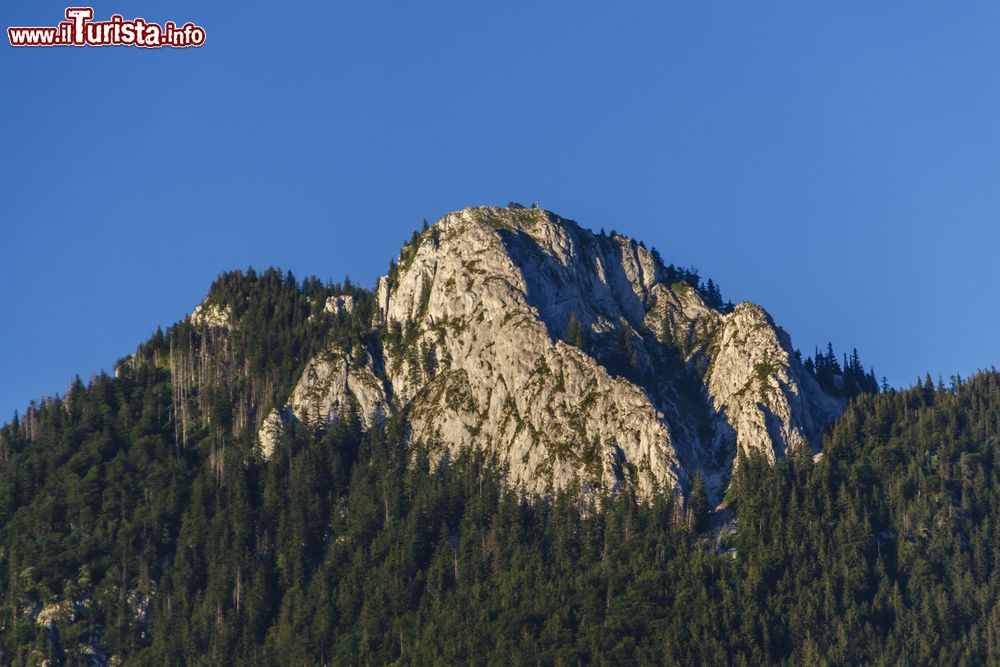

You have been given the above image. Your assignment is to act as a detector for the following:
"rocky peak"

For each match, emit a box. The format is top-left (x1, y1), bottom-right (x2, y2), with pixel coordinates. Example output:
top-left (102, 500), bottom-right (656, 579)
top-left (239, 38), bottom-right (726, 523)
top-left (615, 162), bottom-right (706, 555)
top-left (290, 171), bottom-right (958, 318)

top-left (266, 205), bottom-right (844, 501)
top-left (377, 207), bottom-right (663, 342)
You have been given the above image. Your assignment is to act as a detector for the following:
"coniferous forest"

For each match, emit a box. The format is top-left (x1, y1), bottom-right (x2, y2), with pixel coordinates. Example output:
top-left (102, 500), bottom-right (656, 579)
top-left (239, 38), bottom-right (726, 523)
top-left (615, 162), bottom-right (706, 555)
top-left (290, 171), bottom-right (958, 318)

top-left (1, 270), bottom-right (999, 665)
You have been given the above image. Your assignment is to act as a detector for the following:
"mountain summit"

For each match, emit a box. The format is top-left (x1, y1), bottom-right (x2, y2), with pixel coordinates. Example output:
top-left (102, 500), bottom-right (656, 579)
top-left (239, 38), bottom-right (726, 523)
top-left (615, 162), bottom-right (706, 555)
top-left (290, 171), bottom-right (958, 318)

top-left (258, 206), bottom-right (843, 500)
top-left (11, 205), bottom-right (982, 666)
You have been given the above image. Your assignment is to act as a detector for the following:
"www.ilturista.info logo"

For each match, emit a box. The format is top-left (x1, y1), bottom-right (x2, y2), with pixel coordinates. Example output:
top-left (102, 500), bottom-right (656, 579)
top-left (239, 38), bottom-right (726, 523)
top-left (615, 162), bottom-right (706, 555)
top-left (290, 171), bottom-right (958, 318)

top-left (8, 8), bottom-right (205, 48)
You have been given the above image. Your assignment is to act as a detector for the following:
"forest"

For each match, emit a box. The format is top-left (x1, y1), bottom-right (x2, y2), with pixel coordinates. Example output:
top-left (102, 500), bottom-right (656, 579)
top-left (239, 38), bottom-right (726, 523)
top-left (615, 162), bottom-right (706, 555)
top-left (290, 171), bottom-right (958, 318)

top-left (1, 269), bottom-right (997, 665)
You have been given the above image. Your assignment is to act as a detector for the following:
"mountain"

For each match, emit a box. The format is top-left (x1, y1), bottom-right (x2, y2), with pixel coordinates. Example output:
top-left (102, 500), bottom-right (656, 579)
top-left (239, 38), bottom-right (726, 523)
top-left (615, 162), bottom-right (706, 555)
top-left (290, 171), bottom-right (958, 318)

top-left (15, 206), bottom-right (997, 666)
top-left (258, 205), bottom-right (842, 501)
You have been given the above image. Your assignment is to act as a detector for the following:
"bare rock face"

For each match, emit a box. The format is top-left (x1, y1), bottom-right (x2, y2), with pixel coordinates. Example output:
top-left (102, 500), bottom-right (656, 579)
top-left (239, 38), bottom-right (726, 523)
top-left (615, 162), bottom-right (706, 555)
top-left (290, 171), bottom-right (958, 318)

top-left (324, 295), bottom-right (355, 316)
top-left (36, 601), bottom-right (73, 631)
top-left (190, 302), bottom-right (231, 328)
top-left (376, 207), bottom-right (683, 497)
top-left (705, 303), bottom-right (843, 465)
top-left (260, 206), bottom-right (844, 499)
top-left (257, 409), bottom-right (284, 460)
top-left (288, 344), bottom-right (389, 430)
top-left (256, 344), bottom-right (389, 460)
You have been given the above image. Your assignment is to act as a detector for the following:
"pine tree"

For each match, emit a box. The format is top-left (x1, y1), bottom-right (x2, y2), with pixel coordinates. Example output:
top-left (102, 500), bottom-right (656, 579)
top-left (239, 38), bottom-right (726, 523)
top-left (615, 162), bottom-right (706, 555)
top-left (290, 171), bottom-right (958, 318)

top-left (564, 312), bottom-right (584, 349)
top-left (688, 472), bottom-right (709, 532)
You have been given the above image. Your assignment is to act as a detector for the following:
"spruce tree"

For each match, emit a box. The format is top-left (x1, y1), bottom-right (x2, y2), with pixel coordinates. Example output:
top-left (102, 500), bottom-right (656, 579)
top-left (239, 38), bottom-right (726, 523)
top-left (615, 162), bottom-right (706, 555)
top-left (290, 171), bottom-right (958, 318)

top-left (564, 312), bottom-right (584, 349)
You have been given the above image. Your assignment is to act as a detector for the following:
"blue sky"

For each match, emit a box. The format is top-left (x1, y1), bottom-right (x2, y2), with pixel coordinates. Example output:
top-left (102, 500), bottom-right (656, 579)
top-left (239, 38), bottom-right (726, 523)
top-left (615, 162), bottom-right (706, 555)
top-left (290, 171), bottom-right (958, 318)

top-left (2, 1), bottom-right (999, 419)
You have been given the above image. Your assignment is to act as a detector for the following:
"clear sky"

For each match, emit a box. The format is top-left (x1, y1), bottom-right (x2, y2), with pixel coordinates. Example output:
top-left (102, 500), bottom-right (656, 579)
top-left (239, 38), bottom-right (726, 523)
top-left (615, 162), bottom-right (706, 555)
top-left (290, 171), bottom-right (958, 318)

top-left (2, 1), bottom-right (1000, 420)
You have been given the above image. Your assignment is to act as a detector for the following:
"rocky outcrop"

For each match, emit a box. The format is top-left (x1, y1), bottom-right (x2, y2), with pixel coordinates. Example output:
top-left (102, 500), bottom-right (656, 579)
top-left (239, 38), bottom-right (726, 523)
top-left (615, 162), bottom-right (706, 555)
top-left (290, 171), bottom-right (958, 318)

top-left (260, 205), bottom-right (844, 500)
top-left (257, 344), bottom-right (390, 459)
top-left (706, 303), bottom-right (843, 464)
top-left (325, 295), bottom-right (355, 316)
top-left (257, 409), bottom-right (285, 461)
top-left (36, 601), bottom-right (73, 631)
top-left (287, 344), bottom-right (389, 430)
top-left (190, 302), bottom-right (231, 328)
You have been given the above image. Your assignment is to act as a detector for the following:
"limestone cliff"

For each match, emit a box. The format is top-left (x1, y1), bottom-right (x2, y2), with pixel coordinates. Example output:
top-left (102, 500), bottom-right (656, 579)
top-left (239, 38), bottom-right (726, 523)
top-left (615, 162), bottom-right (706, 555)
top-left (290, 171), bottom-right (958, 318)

top-left (261, 206), bottom-right (843, 500)
top-left (257, 343), bottom-right (389, 459)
